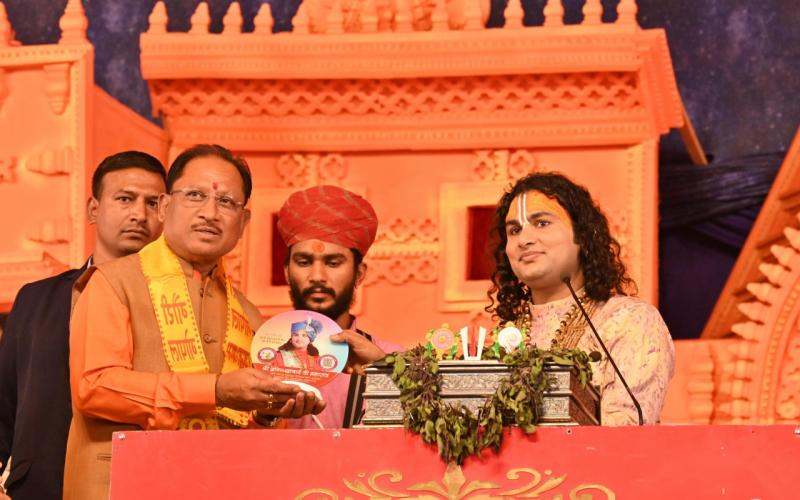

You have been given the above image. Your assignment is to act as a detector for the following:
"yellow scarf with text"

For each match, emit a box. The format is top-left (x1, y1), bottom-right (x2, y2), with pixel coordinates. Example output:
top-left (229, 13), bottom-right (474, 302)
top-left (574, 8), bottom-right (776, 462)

top-left (140, 236), bottom-right (252, 429)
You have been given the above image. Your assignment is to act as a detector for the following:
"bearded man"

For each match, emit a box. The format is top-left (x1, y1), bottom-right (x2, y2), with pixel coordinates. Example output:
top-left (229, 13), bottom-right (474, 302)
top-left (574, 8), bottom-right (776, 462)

top-left (487, 172), bottom-right (675, 425)
top-left (277, 185), bottom-right (400, 429)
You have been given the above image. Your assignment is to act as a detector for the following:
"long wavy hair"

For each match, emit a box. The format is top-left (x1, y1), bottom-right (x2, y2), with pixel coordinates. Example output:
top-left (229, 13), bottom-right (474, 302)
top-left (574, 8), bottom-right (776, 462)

top-left (486, 172), bottom-right (636, 322)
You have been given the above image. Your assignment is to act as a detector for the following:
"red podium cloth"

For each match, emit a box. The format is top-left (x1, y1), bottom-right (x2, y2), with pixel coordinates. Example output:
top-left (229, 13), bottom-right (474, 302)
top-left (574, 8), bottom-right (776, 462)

top-left (110, 426), bottom-right (798, 499)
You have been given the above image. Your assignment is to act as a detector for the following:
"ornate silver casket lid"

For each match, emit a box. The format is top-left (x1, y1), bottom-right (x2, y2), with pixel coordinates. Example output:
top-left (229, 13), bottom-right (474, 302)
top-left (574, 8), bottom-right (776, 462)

top-left (356, 359), bottom-right (600, 428)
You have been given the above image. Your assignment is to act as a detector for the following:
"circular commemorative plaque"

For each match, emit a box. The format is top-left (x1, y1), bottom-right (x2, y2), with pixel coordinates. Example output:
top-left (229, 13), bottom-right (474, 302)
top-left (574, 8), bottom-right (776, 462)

top-left (251, 310), bottom-right (348, 388)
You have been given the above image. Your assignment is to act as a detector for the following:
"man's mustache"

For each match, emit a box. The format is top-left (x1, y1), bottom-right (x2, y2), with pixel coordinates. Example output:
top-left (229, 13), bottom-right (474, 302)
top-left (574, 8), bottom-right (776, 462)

top-left (302, 286), bottom-right (336, 299)
top-left (121, 225), bottom-right (149, 237)
top-left (191, 222), bottom-right (222, 235)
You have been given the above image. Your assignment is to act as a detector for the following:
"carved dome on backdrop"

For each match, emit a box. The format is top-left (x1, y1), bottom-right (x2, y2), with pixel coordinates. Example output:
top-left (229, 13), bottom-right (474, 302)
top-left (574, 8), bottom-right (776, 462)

top-left (17, 0), bottom-right (800, 427)
top-left (137, 0), bottom-right (682, 351)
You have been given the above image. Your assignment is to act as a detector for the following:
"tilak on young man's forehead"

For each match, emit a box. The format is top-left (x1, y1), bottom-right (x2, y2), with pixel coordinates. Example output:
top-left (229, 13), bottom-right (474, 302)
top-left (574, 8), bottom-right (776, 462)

top-left (507, 191), bottom-right (572, 229)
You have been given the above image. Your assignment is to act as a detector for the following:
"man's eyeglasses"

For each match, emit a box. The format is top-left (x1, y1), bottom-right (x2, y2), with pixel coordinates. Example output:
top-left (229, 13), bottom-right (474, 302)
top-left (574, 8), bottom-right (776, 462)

top-left (170, 188), bottom-right (245, 214)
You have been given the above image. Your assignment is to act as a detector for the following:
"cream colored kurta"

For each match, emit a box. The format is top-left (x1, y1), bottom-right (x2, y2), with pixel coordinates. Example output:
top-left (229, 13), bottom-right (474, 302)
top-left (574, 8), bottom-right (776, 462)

top-left (528, 294), bottom-right (675, 425)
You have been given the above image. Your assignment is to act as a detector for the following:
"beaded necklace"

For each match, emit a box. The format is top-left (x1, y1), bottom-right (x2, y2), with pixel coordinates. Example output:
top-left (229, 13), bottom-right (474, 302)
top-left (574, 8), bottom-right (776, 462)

top-left (514, 293), bottom-right (599, 350)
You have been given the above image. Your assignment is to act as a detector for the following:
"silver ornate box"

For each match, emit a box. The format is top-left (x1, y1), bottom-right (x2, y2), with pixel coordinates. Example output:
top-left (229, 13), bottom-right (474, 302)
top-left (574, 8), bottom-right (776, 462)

top-left (356, 360), bottom-right (600, 427)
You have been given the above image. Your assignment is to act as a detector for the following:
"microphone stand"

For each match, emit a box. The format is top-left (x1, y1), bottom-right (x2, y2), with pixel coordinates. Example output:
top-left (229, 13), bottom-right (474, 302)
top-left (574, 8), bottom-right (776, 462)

top-left (561, 275), bottom-right (644, 426)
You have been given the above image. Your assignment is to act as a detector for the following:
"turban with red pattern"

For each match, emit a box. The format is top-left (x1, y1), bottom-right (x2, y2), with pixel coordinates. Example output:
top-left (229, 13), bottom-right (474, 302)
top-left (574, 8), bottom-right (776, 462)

top-left (277, 185), bottom-right (378, 256)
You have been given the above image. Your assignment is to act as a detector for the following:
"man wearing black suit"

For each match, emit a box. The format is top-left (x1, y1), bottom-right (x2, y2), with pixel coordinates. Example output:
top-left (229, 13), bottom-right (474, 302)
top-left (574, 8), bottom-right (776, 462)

top-left (0, 151), bottom-right (167, 499)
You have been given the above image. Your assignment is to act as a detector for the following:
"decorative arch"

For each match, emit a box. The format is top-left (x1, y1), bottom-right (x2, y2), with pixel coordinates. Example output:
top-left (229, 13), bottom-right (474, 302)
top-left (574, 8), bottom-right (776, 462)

top-left (707, 130), bottom-right (800, 423)
top-left (663, 128), bottom-right (800, 424)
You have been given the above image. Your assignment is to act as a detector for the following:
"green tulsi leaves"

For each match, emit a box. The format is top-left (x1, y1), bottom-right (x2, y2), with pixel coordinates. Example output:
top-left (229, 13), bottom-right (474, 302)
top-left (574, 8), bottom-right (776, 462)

top-left (384, 344), bottom-right (593, 464)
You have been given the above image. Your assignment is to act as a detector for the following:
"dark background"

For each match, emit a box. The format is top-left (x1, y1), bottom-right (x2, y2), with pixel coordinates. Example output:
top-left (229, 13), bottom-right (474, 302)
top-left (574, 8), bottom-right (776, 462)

top-left (3, 0), bottom-right (798, 338)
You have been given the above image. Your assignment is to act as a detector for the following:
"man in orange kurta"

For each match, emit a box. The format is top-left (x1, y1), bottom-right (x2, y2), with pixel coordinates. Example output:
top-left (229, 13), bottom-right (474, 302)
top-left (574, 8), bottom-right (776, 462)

top-left (65, 145), bottom-right (324, 500)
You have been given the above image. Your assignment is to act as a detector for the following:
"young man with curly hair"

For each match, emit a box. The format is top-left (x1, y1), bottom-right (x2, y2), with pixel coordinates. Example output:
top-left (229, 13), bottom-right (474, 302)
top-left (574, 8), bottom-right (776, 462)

top-left (487, 172), bottom-right (674, 425)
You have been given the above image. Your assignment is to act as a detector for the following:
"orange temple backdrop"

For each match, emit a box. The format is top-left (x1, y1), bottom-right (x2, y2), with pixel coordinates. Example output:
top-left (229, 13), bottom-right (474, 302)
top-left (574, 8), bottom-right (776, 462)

top-left (2, 0), bottom-right (799, 429)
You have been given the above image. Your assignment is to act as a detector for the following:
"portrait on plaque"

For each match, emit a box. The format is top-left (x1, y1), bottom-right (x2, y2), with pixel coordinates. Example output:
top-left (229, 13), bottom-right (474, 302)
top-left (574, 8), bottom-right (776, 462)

top-left (251, 310), bottom-right (348, 388)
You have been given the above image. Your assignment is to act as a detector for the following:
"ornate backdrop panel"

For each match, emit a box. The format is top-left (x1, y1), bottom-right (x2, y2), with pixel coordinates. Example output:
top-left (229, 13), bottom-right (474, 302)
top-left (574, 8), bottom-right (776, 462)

top-left (141, 0), bottom-right (682, 345)
top-left (0, 1), bottom-right (168, 309)
top-left (2, 0), bottom-right (796, 429)
top-left (659, 128), bottom-right (800, 426)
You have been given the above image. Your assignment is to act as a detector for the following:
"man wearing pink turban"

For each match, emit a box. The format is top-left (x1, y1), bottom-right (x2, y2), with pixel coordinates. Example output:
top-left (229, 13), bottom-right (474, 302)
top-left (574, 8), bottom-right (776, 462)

top-left (277, 185), bottom-right (401, 428)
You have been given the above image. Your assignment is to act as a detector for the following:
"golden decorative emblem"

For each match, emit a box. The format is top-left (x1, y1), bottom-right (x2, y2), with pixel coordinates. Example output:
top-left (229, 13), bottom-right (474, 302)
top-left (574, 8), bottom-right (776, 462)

top-left (295, 464), bottom-right (615, 499)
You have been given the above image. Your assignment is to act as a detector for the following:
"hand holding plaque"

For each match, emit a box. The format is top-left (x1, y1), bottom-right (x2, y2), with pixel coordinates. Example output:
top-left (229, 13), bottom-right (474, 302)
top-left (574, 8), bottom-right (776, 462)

top-left (251, 310), bottom-right (349, 392)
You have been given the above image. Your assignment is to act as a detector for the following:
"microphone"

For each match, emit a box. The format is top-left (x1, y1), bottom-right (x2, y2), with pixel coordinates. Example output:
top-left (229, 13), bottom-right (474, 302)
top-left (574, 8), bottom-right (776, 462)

top-left (560, 274), bottom-right (644, 426)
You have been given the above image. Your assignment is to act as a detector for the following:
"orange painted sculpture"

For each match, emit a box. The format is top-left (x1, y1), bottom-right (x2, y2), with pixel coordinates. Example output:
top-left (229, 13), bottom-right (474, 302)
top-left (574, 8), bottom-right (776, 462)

top-left (661, 127), bottom-right (800, 425)
top-left (0, 0), bottom-right (167, 309)
top-left (8, 1), bottom-right (794, 428)
top-left (139, 0), bottom-right (683, 347)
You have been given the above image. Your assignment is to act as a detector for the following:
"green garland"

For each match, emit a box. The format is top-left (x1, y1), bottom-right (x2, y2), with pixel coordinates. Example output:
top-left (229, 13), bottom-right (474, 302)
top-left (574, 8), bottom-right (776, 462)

top-left (382, 344), bottom-right (593, 464)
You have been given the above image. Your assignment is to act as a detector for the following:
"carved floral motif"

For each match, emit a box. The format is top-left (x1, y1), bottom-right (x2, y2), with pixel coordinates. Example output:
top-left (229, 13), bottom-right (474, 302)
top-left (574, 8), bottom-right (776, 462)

top-left (380, 217), bottom-right (437, 244)
top-left (365, 256), bottom-right (438, 286)
top-left (365, 218), bottom-right (439, 286)
top-left (440, 372), bottom-right (507, 392)
top-left (542, 396), bottom-right (570, 415)
top-left (471, 149), bottom-right (539, 181)
top-left (318, 154), bottom-right (347, 183)
top-left (363, 398), bottom-right (402, 418)
top-left (296, 464), bottom-right (616, 499)
top-left (275, 153), bottom-right (347, 187)
top-left (365, 373), bottom-right (399, 393)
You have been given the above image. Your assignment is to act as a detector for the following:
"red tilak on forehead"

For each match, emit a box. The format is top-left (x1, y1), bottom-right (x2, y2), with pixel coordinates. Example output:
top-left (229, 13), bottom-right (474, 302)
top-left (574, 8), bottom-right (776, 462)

top-left (212, 182), bottom-right (218, 190)
top-left (312, 241), bottom-right (325, 253)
